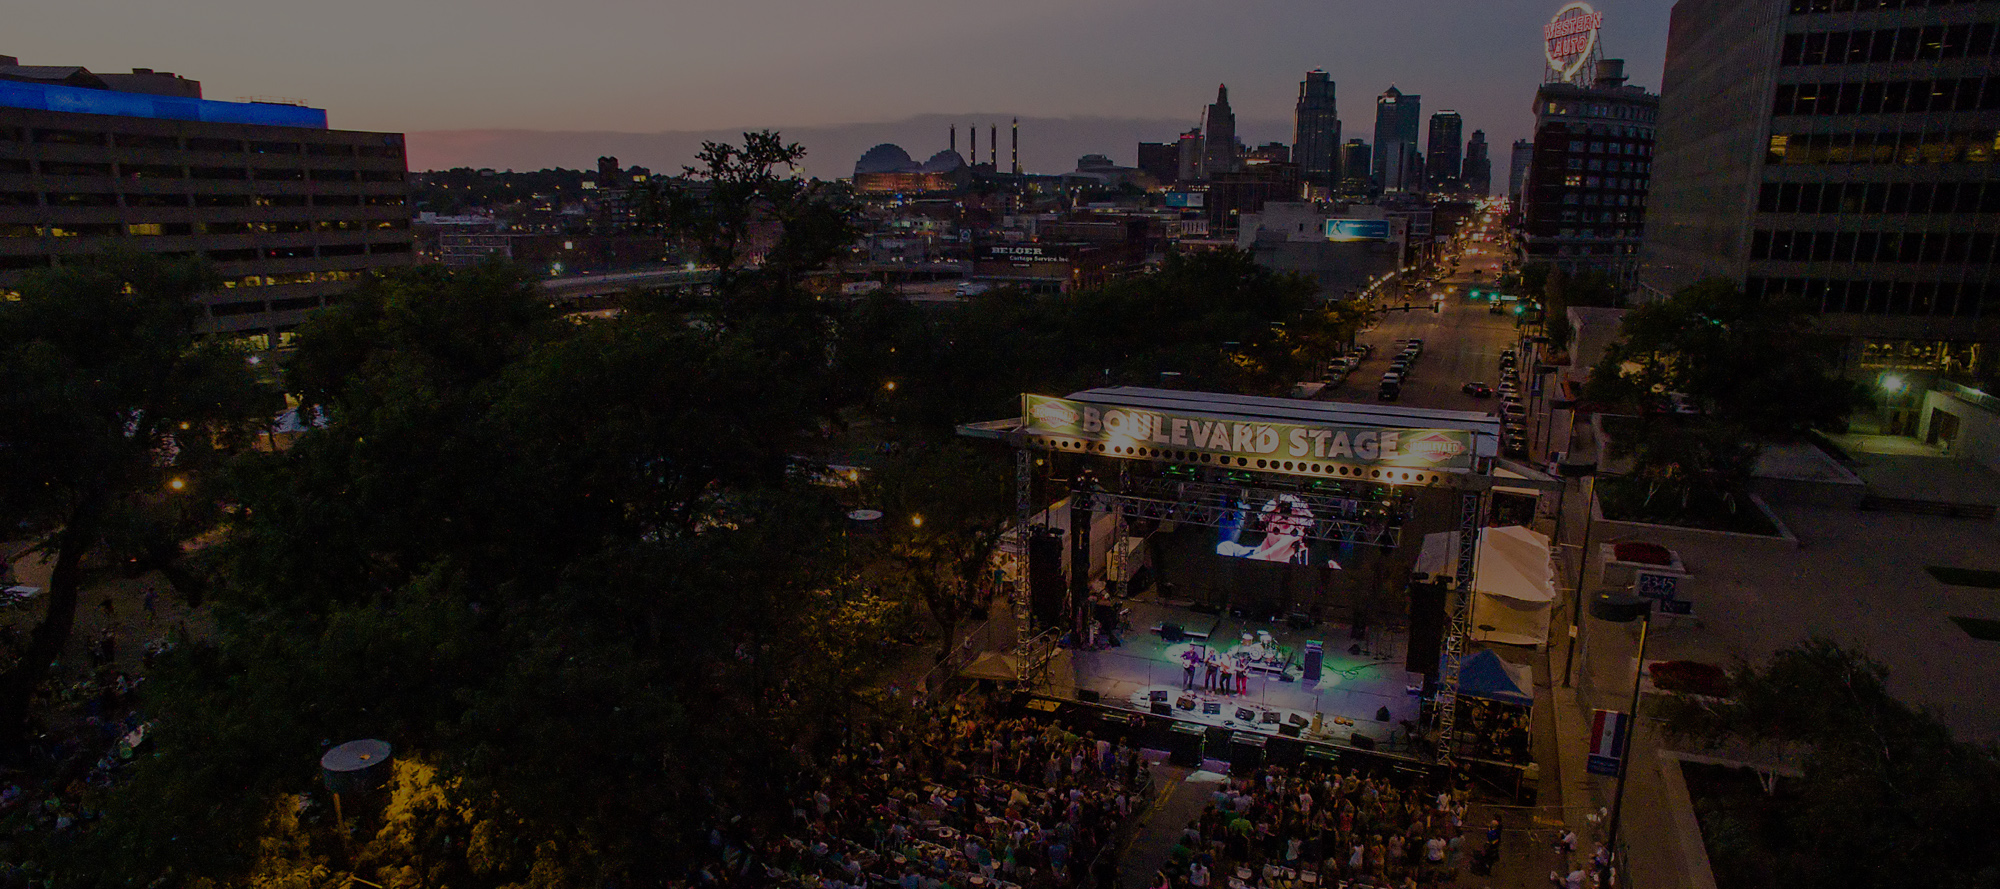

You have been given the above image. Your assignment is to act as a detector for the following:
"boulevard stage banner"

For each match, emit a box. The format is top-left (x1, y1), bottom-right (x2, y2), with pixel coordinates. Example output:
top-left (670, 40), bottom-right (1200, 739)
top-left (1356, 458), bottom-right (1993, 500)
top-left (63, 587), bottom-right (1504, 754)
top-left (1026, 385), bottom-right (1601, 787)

top-left (1023, 394), bottom-right (1475, 472)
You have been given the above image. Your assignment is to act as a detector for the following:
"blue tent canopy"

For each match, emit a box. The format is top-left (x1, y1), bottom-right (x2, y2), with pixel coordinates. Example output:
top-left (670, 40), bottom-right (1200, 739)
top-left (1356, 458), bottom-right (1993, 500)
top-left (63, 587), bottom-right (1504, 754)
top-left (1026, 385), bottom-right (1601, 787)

top-left (1456, 649), bottom-right (1533, 705)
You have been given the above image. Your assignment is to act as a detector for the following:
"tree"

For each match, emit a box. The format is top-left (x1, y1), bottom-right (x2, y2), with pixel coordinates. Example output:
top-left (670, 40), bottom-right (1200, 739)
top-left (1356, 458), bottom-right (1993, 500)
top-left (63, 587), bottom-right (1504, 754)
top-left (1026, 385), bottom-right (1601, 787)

top-left (1583, 278), bottom-right (1860, 499)
top-left (1656, 640), bottom-right (2000, 889)
top-left (872, 442), bottom-right (1012, 662)
top-left (0, 253), bottom-right (277, 752)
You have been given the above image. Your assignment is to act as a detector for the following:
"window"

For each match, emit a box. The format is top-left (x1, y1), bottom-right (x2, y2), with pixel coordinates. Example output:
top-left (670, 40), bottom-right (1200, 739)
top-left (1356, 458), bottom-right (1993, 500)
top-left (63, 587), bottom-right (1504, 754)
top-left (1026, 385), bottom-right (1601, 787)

top-left (194, 194), bottom-right (252, 208)
top-left (369, 241), bottom-right (412, 254)
top-left (46, 223), bottom-right (122, 237)
top-left (185, 137), bottom-right (244, 153)
top-left (0, 223), bottom-right (41, 238)
top-left (189, 166), bottom-right (248, 181)
top-left (124, 193), bottom-right (189, 207)
top-left (314, 194), bottom-right (361, 207)
top-left (306, 143), bottom-right (355, 158)
top-left (360, 170), bottom-right (405, 183)
top-left (120, 163), bottom-right (184, 179)
top-left (364, 194), bottom-right (405, 207)
top-left (206, 248), bottom-right (259, 262)
top-left (309, 169), bottom-right (359, 182)
top-left (254, 194), bottom-right (309, 207)
top-left (0, 192), bottom-right (35, 206)
top-left (46, 192), bottom-right (118, 207)
top-left (33, 129), bottom-right (106, 146)
top-left (318, 243), bottom-right (367, 257)
top-left (40, 162), bottom-right (113, 177)
top-left (248, 141), bottom-right (301, 155)
top-left (113, 133), bottom-right (180, 150)
top-left (126, 223), bottom-right (193, 236)
top-left (252, 167), bottom-right (304, 182)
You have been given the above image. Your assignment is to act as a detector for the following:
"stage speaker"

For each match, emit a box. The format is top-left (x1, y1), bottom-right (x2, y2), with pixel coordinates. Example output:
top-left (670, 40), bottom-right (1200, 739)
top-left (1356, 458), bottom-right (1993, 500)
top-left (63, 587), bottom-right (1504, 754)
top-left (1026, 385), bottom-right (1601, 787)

top-left (1350, 733), bottom-right (1376, 751)
top-left (1161, 622), bottom-right (1185, 642)
top-left (1278, 723), bottom-right (1302, 738)
top-left (1077, 689), bottom-right (1101, 704)
top-left (1151, 701), bottom-right (1173, 717)
top-left (1169, 723), bottom-right (1206, 767)
top-left (1303, 641), bottom-right (1324, 684)
top-left (1150, 690), bottom-right (1170, 702)
top-left (1028, 529), bottom-right (1066, 630)
top-left (1228, 733), bottom-right (1266, 776)
top-left (1406, 581), bottom-right (1447, 678)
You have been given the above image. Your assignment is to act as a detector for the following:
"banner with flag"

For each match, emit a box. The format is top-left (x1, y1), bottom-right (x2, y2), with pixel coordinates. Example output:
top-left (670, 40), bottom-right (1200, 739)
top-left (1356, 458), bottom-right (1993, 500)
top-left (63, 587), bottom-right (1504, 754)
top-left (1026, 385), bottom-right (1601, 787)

top-left (1587, 709), bottom-right (1628, 776)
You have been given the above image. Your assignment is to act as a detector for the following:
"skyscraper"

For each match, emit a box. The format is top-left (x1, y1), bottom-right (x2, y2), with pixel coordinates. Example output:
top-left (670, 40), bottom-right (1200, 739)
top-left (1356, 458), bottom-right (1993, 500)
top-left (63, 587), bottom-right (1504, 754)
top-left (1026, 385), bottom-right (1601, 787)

top-left (1463, 130), bottom-right (1492, 197)
top-left (1201, 84), bottom-right (1237, 180)
top-left (1294, 71), bottom-right (1341, 189)
top-left (1641, 0), bottom-right (2000, 387)
top-left (1137, 141), bottom-right (1178, 185)
top-left (1339, 139), bottom-right (1373, 198)
top-left (1509, 139), bottom-right (1535, 203)
top-left (1425, 110), bottom-right (1465, 194)
top-left (1175, 128), bottom-right (1203, 184)
top-left (1372, 87), bottom-right (1421, 192)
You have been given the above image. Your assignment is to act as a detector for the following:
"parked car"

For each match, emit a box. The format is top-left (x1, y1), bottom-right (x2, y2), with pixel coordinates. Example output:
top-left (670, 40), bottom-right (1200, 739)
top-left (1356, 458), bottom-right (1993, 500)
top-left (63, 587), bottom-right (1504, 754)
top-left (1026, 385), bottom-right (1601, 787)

top-left (1462, 382), bottom-right (1494, 398)
top-left (1378, 380), bottom-right (1401, 401)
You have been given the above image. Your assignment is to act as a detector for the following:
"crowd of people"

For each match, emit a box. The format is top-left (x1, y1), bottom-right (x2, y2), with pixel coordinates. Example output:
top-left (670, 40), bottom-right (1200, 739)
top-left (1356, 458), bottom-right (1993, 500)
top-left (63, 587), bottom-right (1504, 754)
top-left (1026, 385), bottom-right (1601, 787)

top-left (1155, 761), bottom-right (1482, 889)
top-left (694, 692), bottom-right (1148, 889)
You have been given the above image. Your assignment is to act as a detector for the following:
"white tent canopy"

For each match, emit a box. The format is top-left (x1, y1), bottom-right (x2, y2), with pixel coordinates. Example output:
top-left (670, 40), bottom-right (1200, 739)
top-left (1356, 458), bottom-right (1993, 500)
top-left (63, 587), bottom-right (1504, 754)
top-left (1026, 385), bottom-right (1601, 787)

top-left (1415, 525), bottom-right (1556, 647)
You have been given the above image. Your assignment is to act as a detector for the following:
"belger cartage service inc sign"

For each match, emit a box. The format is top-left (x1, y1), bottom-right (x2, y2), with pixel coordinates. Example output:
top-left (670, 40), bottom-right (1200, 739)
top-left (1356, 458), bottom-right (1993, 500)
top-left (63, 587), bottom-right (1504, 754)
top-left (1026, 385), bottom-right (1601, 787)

top-left (1022, 395), bottom-right (1475, 471)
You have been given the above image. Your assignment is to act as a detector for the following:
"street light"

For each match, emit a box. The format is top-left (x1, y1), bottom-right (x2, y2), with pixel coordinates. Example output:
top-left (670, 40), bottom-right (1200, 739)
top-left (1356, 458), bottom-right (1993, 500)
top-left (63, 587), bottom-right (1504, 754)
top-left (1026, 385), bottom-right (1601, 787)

top-left (1588, 592), bottom-right (1654, 889)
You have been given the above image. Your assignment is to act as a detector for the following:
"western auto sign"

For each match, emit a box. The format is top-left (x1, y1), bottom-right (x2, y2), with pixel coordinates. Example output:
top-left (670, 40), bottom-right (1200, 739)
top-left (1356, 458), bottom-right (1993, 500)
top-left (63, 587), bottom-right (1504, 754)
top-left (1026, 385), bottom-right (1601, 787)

top-left (1022, 394), bottom-right (1477, 472)
top-left (1545, 2), bottom-right (1603, 83)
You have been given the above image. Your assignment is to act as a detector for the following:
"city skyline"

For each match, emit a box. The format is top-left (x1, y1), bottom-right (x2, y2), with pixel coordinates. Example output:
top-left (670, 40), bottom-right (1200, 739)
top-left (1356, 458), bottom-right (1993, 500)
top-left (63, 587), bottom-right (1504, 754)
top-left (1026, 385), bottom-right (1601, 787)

top-left (7, 0), bottom-right (1672, 173)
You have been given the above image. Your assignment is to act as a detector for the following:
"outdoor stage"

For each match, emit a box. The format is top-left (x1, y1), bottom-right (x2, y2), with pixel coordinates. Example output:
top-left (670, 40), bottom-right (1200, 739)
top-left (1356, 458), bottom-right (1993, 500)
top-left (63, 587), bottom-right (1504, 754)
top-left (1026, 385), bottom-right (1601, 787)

top-left (1057, 597), bottom-right (1423, 749)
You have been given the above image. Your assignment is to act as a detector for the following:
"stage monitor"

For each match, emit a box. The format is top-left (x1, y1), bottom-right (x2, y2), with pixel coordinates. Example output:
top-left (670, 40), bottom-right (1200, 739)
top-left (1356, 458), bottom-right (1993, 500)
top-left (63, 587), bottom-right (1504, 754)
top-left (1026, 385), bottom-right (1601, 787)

top-left (1214, 494), bottom-right (1342, 568)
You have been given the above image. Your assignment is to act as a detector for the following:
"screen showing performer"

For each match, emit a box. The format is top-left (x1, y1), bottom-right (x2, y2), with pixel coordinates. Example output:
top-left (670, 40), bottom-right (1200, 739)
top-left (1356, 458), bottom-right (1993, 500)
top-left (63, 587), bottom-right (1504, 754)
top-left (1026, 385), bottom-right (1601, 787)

top-left (1214, 494), bottom-right (1340, 568)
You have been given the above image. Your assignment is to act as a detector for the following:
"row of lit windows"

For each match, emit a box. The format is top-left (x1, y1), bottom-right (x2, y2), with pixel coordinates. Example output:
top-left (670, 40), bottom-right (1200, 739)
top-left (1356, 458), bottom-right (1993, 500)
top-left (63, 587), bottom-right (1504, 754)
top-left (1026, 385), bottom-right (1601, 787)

top-left (1773, 76), bottom-right (2000, 116)
top-left (1790, 0), bottom-right (1999, 14)
top-left (1751, 228), bottom-right (2000, 263)
top-left (1556, 210), bottom-right (1640, 225)
top-left (1540, 103), bottom-right (1658, 125)
top-left (1557, 174), bottom-right (1648, 192)
top-left (0, 127), bottom-right (401, 159)
top-left (1783, 23), bottom-right (2000, 66)
top-left (1563, 140), bottom-right (1653, 157)
top-left (1750, 275), bottom-right (2000, 319)
top-left (1561, 193), bottom-right (1644, 208)
top-left (0, 158), bottom-right (405, 183)
top-left (1767, 130), bottom-right (1999, 165)
top-left (1759, 180), bottom-right (2000, 214)
top-left (1564, 158), bottom-right (1651, 174)
top-left (0, 191), bottom-right (406, 209)
top-left (0, 219), bottom-right (409, 238)
top-left (0, 242), bottom-right (412, 271)
top-left (218, 269), bottom-right (368, 289)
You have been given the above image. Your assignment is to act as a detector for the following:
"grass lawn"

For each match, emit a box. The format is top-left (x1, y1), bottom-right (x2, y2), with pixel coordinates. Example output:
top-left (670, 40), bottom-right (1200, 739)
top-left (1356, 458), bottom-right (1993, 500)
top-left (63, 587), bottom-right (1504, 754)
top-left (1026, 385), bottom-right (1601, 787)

top-left (1596, 476), bottom-right (1781, 536)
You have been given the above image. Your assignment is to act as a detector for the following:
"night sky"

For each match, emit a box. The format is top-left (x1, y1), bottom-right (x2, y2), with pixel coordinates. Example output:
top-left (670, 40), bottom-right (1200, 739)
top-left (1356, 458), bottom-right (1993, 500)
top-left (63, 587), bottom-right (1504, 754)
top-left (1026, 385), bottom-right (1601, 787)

top-left (10, 0), bottom-right (1672, 174)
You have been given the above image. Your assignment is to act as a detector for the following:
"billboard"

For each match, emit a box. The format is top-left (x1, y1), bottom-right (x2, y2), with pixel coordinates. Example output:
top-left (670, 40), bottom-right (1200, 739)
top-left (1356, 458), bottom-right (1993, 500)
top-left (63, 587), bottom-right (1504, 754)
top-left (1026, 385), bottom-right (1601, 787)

top-left (977, 243), bottom-right (1063, 262)
top-left (1021, 394), bottom-right (1477, 472)
top-left (1162, 191), bottom-right (1206, 208)
top-left (1545, 3), bottom-right (1603, 83)
top-left (1324, 219), bottom-right (1391, 243)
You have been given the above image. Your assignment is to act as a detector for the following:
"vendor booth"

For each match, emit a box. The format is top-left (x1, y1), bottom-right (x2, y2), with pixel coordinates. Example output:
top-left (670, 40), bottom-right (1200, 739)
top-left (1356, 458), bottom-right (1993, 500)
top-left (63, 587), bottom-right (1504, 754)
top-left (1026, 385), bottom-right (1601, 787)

top-left (1416, 526), bottom-right (1555, 647)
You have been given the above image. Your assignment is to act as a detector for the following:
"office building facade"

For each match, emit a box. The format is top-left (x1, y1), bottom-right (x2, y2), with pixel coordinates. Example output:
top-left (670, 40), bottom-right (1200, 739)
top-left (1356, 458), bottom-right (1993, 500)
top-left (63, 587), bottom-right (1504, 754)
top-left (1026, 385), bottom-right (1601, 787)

top-left (1641, 0), bottom-right (2000, 384)
top-left (1294, 71), bottom-right (1342, 189)
top-left (1137, 141), bottom-right (1179, 185)
top-left (1522, 60), bottom-right (1660, 284)
top-left (1464, 130), bottom-right (1493, 197)
top-left (1373, 87), bottom-right (1423, 192)
top-left (1426, 111), bottom-right (1465, 194)
top-left (0, 56), bottom-right (412, 348)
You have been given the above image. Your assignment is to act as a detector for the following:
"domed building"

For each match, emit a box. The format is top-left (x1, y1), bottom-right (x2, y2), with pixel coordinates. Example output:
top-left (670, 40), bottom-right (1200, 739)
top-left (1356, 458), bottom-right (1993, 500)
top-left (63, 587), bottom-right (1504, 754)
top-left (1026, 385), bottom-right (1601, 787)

top-left (853, 143), bottom-right (969, 195)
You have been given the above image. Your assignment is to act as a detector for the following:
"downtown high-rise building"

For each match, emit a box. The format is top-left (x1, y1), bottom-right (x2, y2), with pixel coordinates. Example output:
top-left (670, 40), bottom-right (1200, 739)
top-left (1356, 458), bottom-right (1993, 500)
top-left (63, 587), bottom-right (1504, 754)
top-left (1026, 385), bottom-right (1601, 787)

top-left (1137, 141), bottom-right (1178, 185)
top-left (1464, 130), bottom-right (1493, 197)
top-left (1509, 139), bottom-right (1535, 204)
top-left (1522, 60), bottom-right (1659, 284)
top-left (1426, 110), bottom-right (1465, 194)
top-left (1641, 0), bottom-right (2000, 390)
top-left (1294, 71), bottom-right (1342, 189)
top-left (1340, 139), bottom-right (1374, 196)
top-left (1175, 128), bottom-right (1203, 183)
top-left (1373, 86), bottom-right (1422, 192)
top-left (1201, 84), bottom-right (1238, 180)
top-left (0, 54), bottom-right (413, 348)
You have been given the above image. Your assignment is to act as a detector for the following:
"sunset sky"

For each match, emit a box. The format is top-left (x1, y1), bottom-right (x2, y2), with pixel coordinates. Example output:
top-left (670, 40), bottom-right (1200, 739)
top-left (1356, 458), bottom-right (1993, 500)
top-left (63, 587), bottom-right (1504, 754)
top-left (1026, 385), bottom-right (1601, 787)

top-left (9, 0), bottom-right (1672, 173)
